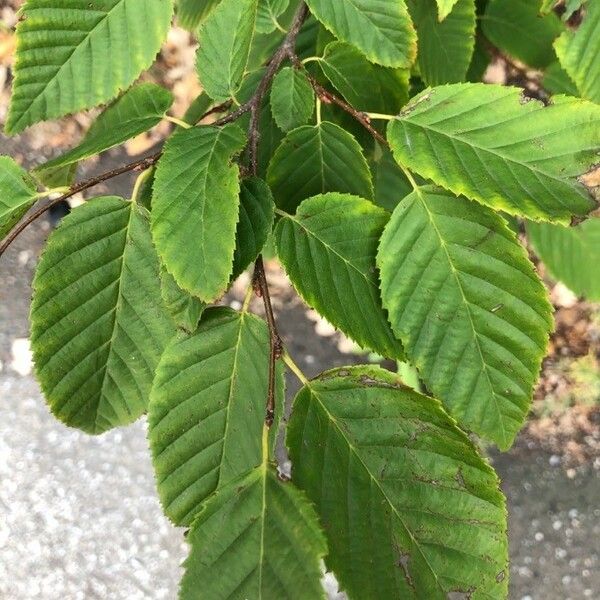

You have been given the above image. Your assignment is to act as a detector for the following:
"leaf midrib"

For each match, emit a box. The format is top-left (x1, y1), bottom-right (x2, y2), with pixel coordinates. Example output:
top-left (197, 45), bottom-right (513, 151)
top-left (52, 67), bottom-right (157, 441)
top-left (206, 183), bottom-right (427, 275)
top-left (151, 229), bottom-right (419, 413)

top-left (95, 202), bottom-right (135, 432)
top-left (217, 312), bottom-right (248, 488)
top-left (281, 211), bottom-right (376, 288)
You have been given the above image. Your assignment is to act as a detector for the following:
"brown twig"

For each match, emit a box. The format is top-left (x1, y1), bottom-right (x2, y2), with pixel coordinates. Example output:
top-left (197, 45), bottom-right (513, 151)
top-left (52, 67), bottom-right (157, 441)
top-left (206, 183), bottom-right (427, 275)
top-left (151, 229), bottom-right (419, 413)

top-left (0, 152), bottom-right (160, 258)
top-left (253, 256), bottom-right (284, 427)
top-left (195, 99), bottom-right (233, 123)
top-left (247, 2), bottom-right (309, 175)
top-left (245, 2), bottom-right (309, 426)
top-left (287, 51), bottom-right (389, 146)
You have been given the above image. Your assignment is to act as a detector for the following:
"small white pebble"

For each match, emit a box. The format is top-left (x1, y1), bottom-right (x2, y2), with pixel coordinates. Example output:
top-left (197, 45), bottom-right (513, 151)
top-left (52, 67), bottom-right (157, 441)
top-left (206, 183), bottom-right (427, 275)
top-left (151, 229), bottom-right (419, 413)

top-left (568, 508), bottom-right (579, 519)
top-left (534, 532), bottom-right (544, 542)
top-left (18, 250), bottom-right (31, 266)
top-left (550, 282), bottom-right (578, 307)
top-left (304, 355), bottom-right (315, 365)
top-left (553, 520), bottom-right (563, 530)
top-left (549, 455), bottom-right (561, 467)
top-left (229, 300), bottom-right (242, 310)
top-left (10, 338), bottom-right (33, 376)
top-left (315, 317), bottom-right (336, 337)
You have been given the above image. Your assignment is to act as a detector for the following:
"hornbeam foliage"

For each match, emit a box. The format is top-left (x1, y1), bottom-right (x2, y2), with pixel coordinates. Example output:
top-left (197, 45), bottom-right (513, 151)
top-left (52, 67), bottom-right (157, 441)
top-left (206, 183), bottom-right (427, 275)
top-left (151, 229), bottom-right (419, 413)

top-left (2, 0), bottom-right (599, 597)
top-left (387, 84), bottom-right (600, 224)
top-left (6, 0), bottom-right (174, 134)
top-left (287, 366), bottom-right (509, 599)
top-left (377, 187), bottom-right (553, 449)
top-left (0, 156), bottom-right (39, 238)
top-left (30, 198), bottom-right (175, 433)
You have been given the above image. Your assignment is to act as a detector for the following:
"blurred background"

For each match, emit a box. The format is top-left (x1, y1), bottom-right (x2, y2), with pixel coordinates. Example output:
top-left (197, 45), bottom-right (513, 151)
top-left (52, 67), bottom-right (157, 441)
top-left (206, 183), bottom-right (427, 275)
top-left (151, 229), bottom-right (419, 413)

top-left (0, 1), bottom-right (599, 598)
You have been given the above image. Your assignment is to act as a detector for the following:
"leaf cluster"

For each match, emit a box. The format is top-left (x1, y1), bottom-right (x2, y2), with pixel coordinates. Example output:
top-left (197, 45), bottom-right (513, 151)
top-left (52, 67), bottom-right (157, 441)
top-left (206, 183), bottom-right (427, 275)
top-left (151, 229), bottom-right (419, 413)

top-left (1, 0), bottom-right (599, 598)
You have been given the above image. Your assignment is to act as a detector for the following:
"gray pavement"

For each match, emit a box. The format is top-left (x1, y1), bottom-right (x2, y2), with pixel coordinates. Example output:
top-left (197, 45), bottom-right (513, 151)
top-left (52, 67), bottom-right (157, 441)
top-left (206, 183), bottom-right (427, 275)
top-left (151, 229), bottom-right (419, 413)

top-left (0, 375), bottom-right (186, 600)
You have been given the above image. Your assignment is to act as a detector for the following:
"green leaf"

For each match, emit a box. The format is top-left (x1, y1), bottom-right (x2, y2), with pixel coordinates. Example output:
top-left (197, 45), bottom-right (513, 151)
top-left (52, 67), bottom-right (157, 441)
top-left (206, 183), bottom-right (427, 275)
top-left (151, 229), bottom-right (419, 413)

top-left (481, 0), bottom-right (564, 68)
top-left (436, 0), bottom-right (460, 20)
top-left (554, 0), bottom-right (600, 103)
top-left (270, 67), bottom-right (315, 132)
top-left (256, 0), bottom-right (290, 33)
top-left (147, 307), bottom-right (284, 525)
top-left (528, 218), bottom-right (600, 301)
top-left (387, 83), bottom-right (600, 224)
top-left (377, 187), bottom-right (553, 449)
top-left (6, 0), bottom-right (174, 134)
top-left (287, 365), bottom-right (508, 599)
top-left (276, 193), bottom-right (404, 360)
top-left (408, 0), bottom-right (476, 86)
top-left (543, 62), bottom-right (579, 96)
top-left (371, 146), bottom-right (413, 211)
top-left (30, 197), bottom-right (175, 434)
top-left (35, 84), bottom-right (173, 174)
top-left (182, 93), bottom-right (214, 125)
top-left (319, 42), bottom-right (409, 114)
top-left (152, 124), bottom-right (246, 302)
top-left (466, 35), bottom-right (492, 83)
top-left (540, 0), bottom-right (557, 13)
top-left (160, 267), bottom-right (206, 333)
top-left (563, 0), bottom-right (587, 20)
top-left (0, 156), bottom-right (39, 239)
top-left (176, 0), bottom-right (221, 31)
top-left (33, 163), bottom-right (77, 190)
top-left (132, 168), bottom-right (155, 211)
top-left (232, 177), bottom-right (275, 279)
top-left (181, 464), bottom-right (327, 600)
top-left (304, 0), bottom-right (417, 68)
top-left (267, 121), bottom-right (373, 213)
top-left (196, 0), bottom-right (257, 102)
